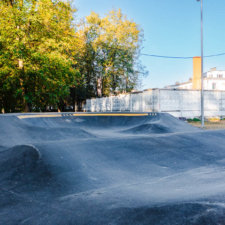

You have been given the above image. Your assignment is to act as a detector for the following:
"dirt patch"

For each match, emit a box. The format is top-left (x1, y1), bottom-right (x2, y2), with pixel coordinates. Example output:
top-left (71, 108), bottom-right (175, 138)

top-left (188, 120), bottom-right (225, 130)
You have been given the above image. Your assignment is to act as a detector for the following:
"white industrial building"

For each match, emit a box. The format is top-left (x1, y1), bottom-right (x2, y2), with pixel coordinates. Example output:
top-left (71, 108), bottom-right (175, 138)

top-left (166, 68), bottom-right (225, 91)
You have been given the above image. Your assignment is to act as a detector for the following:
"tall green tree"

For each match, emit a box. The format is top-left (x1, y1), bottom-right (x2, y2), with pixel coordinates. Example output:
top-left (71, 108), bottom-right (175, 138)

top-left (0, 0), bottom-right (79, 112)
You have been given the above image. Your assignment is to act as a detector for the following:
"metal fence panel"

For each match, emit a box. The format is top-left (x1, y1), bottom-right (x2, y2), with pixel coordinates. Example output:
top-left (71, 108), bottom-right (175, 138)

top-left (84, 89), bottom-right (225, 118)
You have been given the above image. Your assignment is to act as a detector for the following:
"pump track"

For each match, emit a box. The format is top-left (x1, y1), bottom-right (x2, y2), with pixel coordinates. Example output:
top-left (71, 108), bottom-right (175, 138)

top-left (1, 112), bottom-right (225, 225)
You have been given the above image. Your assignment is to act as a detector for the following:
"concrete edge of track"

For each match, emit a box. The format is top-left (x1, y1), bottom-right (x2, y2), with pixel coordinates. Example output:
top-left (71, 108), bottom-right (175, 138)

top-left (16, 112), bottom-right (158, 119)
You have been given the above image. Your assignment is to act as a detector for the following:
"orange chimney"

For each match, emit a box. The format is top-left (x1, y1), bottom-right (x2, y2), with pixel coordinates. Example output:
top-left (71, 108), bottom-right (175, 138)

top-left (192, 57), bottom-right (202, 90)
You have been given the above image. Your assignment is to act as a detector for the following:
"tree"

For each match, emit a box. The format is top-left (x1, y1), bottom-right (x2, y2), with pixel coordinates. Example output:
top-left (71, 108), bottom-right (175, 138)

top-left (0, 3), bottom-right (146, 113)
top-left (76, 9), bottom-right (146, 100)
top-left (0, 0), bottom-right (80, 112)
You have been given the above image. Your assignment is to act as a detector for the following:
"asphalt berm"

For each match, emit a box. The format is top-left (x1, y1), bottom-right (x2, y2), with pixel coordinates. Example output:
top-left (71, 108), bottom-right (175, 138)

top-left (1, 112), bottom-right (225, 225)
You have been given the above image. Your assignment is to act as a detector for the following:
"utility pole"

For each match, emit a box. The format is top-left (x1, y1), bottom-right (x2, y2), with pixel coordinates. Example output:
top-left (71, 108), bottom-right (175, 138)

top-left (197, 0), bottom-right (204, 127)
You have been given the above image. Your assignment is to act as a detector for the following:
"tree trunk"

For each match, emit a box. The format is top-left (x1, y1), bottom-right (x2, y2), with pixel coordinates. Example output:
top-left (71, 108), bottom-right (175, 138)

top-left (18, 59), bottom-right (29, 112)
top-left (24, 102), bottom-right (30, 112)
top-left (74, 101), bottom-right (78, 112)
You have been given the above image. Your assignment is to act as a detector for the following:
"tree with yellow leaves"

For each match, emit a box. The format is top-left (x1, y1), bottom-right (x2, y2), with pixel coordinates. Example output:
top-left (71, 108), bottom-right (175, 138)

top-left (73, 9), bottom-right (146, 102)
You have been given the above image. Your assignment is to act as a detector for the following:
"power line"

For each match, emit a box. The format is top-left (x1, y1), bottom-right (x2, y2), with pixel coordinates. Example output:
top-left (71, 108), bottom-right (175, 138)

top-left (75, 34), bottom-right (225, 59)
top-left (140, 54), bottom-right (193, 59)
top-left (141, 52), bottom-right (225, 59)
top-left (204, 52), bottom-right (225, 58)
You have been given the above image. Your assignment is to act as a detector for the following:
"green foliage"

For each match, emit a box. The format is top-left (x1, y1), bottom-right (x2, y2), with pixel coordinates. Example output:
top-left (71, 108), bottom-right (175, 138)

top-left (0, 0), bottom-right (79, 112)
top-left (76, 9), bottom-right (146, 99)
top-left (187, 118), bottom-right (201, 122)
top-left (0, 1), bottom-right (146, 112)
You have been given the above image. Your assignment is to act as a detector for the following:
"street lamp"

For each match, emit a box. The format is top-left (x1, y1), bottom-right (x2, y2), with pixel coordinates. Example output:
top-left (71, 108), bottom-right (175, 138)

top-left (197, 0), bottom-right (204, 127)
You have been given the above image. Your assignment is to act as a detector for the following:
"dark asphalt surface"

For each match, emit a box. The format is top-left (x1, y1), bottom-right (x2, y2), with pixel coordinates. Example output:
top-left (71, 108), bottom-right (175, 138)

top-left (1, 113), bottom-right (225, 225)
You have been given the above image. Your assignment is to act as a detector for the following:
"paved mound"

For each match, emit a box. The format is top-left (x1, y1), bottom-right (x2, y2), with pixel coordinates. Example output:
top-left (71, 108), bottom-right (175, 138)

top-left (121, 113), bottom-right (197, 134)
top-left (1, 113), bottom-right (225, 225)
top-left (0, 116), bottom-right (95, 146)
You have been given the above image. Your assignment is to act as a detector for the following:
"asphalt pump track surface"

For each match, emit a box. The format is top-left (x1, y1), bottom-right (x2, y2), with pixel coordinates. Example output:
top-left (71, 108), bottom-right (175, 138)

top-left (1, 112), bottom-right (225, 225)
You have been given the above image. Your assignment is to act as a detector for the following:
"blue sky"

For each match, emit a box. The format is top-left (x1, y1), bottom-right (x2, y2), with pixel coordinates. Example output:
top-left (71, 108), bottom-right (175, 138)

top-left (74, 0), bottom-right (225, 90)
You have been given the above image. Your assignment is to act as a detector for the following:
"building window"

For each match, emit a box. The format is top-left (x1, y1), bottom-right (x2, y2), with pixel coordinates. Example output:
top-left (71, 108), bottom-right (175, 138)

top-left (218, 74), bottom-right (223, 78)
top-left (212, 83), bottom-right (216, 90)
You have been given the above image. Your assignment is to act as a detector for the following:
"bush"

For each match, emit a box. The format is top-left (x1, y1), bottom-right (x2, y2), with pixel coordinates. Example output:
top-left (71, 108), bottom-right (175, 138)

top-left (187, 118), bottom-right (201, 122)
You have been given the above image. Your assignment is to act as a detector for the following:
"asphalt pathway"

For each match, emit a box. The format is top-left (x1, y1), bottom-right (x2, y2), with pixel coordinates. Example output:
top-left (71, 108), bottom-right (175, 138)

top-left (1, 113), bottom-right (225, 225)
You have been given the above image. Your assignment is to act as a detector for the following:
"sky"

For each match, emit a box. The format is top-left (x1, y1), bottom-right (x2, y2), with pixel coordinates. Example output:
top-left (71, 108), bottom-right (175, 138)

top-left (74, 0), bottom-right (225, 90)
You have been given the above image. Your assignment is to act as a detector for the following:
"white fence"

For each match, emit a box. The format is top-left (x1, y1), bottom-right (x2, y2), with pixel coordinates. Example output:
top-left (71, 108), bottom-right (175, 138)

top-left (84, 89), bottom-right (225, 118)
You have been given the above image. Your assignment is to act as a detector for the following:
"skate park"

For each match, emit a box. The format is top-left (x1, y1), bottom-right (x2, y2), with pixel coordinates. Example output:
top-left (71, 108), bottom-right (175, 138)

top-left (1, 112), bottom-right (225, 224)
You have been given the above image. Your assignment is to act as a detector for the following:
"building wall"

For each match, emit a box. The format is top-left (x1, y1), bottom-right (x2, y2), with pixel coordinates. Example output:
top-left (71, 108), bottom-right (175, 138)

top-left (166, 78), bottom-right (225, 91)
top-left (85, 89), bottom-right (225, 118)
top-left (174, 82), bottom-right (192, 90)
top-left (204, 79), bottom-right (225, 90)
top-left (193, 57), bottom-right (202, 90)
top-left (206, 70), bottom-right (225, 79)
